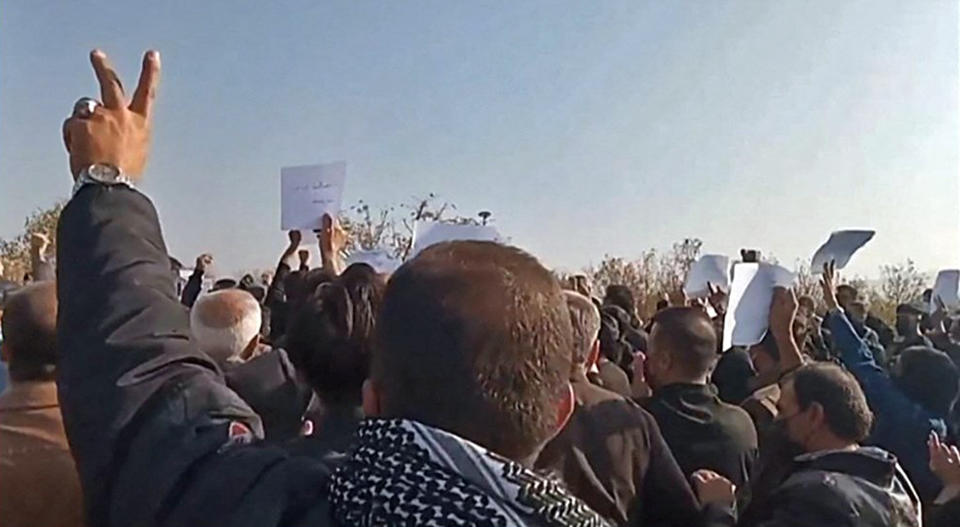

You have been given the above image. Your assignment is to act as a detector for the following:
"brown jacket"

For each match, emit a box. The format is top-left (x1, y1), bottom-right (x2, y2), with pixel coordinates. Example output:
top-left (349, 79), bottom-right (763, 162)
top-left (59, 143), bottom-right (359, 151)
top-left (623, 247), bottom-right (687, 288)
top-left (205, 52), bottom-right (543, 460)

top-left (536, 375), bottom-right (700, 526)
top-left (0, 381), bottom-right (84, 527)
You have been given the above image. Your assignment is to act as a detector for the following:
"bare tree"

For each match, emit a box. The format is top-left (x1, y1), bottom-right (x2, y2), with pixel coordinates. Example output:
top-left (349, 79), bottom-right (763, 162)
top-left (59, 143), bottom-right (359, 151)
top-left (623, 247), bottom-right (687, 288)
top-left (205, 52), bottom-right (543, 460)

top-left (0, 202), bottom-right (65, 281)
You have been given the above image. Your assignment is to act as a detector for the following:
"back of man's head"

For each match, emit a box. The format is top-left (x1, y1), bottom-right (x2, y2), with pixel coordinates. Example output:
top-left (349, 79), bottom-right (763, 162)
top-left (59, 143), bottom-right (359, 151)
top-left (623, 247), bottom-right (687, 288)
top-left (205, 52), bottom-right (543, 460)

top-left (895, 346), bottom-right (959, 416)
top-left (836, 284), bottom-right (858, 307)
top-left (373, 241), bottom-right (573, 461)
top-left (564, 290), bottom-right (601, 367)
top-left (190, 289), bottom-right (261, 366)
top-left (287, 263), bottom-right (383, 406)
top-left (649, 307), bottom-right (718, 380)
top-left (791, 362), bottom-right (873, 442)
top-left (0, 282), bottom-right (58, 382)
top-left (604, 285), bottom-right (636, 317)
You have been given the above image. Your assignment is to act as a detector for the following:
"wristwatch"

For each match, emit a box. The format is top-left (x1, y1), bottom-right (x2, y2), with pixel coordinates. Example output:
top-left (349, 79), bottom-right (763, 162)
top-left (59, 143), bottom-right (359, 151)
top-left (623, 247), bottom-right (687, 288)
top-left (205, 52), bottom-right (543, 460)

top-left (72, 163), bottom-right (134, 196)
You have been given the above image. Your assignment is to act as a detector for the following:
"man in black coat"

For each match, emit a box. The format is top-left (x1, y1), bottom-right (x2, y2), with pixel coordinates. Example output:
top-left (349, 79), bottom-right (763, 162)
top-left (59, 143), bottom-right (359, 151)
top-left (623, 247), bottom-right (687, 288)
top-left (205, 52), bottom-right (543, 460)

top-left (637, 307), bottom-right (758, 489)
top-left (536, 292), bottom-right (702, 526)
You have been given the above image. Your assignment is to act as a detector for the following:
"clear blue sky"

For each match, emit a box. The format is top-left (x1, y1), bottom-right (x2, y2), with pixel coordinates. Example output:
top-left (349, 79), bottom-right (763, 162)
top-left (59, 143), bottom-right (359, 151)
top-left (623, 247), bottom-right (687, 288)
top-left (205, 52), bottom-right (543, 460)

top-left (1, 1), bottom-right (957, 278)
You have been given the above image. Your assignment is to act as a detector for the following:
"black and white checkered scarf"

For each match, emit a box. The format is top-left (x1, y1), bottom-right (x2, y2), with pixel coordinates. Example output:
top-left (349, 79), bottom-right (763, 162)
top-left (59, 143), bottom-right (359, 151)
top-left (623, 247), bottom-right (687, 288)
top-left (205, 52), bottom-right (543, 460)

top-left (329, 418), bottom-right (610, 527)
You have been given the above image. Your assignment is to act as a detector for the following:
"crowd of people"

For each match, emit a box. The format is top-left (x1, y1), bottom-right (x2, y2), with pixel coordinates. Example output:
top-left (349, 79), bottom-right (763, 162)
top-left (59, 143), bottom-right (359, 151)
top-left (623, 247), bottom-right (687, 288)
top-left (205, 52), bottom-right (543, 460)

top-left (2, 49), bottom-right (960, 527)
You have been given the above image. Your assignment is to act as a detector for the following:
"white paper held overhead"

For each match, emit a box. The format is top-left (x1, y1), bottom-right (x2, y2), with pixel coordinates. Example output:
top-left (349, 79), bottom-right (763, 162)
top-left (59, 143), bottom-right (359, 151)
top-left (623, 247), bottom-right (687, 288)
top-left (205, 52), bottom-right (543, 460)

top-left (684, 254), bottom-right (731, 299)
top-left (410, 221), bottom-right (503, 259)
top-left (346, 249), bottom-right (402, 275)
top-left (280, 162), bottom-right (346, 230)
top-left (811, 230), bottom-right (875, 273)
top-left (722, 262), bottom-right (796, 350)
top-left (930, 270), bottom-right (960, 312)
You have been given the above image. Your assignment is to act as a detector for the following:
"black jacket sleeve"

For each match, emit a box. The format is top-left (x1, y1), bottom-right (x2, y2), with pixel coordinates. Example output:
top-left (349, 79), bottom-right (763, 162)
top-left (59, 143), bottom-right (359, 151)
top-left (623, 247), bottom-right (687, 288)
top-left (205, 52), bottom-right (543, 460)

top-left (56, 186), bottom-right (332, 527)
top-left (180, 267), bottom-right (204, 307)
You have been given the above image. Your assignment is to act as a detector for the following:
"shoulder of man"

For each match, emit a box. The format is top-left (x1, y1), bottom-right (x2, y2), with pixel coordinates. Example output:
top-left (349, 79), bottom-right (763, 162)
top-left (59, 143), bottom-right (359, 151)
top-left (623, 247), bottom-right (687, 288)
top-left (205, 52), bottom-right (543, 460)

top-left (768, 467), bottom-right (872, 525)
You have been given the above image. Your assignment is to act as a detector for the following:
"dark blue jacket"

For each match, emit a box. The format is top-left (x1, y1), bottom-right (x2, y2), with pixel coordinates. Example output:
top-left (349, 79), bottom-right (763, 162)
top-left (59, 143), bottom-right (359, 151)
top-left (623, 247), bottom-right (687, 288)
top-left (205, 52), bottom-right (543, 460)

top-left (826, 309), bottom-right (945, 502)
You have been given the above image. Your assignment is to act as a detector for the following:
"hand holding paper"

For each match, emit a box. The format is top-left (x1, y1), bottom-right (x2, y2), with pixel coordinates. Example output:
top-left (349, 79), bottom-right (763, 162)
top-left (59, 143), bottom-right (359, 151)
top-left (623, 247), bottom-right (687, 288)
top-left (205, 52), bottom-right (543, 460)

top-left (684, 255), bottom-right (731, 299)
top-left (930, 270), bottom-right (960, 313)
top-left (721, 262), bottom-right (797, 350)
top-left (819, 261), bottom-right (840, 312)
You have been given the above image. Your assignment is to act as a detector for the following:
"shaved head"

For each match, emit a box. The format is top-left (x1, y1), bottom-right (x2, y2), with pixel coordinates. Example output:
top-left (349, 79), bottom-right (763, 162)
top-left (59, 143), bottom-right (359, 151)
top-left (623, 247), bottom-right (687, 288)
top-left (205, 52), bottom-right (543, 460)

top-left (190, 289), bottom-right (261, 366)
top-left (1, 281), bottom-right (58, 381)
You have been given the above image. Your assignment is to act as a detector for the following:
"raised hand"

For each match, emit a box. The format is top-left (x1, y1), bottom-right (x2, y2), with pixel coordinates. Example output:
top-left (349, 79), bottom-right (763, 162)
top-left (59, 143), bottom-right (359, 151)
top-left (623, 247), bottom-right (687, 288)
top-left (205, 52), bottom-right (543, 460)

top-left (707, 282), bottom-right (728, 315)
top-left (195, 253), bottom-right (213, 273)
top-left (30, 232), bottom-right (50, 254)
top-left (298, 249), bottom-right (310, 267)
top-left (318, 213), bottom-right (347, 259)
top-left (819, 261), bottom-right (840, 312)
top-left (770, 287), bottom-right (798, 338)
top-left (63, 50), bottom-right (160, 179)
top-left (692, 469), bottom-right (736, 508)
top-left (929, 433), bottom-right (960, 487)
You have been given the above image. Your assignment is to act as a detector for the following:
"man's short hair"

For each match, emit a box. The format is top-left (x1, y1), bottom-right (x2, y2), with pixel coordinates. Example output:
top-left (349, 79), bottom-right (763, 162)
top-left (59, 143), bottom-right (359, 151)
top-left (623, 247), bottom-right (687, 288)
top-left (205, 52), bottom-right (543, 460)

top-left (604, 285), bottom-right (636, 316)
top-left (374, 241), bottom-right (573, 461)
top-left (650, 307), bottom-right (718, 377)
top-left (791, 362), bottom-right (873, 442)
top-left (836, 284), bottom-right (858, 301)
top-left (190, 289), bottom-right (261, 366)
top-left (896, 346), bottom-right (959, 416)
top-left (287, 263), bottom-right (383, 405)
top-left (1, 282), bottom-right (57, 381)
top-left (564, 290), bottom-right (601, 366)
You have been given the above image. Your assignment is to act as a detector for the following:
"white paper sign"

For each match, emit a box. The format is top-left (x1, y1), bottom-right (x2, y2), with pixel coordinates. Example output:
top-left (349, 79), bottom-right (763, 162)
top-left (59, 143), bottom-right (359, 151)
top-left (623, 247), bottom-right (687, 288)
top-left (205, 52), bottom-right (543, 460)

top-left (684, 254), bottom-right (731, 299)
top-left (722, 262), bottom-right (796, 350)
top-left (930, 270), bottom-right (960, 311)
top-left (811, 230), bottom-right (875, 273)
top-left (346, 249), bottom-right (402, 275)
top-left (280, 162), bottom-right (346, 230)
top-left (410, 221), bottom-right (503, 259)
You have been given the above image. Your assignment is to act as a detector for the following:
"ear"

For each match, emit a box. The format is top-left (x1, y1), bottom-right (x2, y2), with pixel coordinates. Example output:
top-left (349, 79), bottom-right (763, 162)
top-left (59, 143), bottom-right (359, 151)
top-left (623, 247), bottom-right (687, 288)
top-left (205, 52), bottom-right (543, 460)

top-left (586, 339), bottom-right (601, 369)
top-left (555, 382), bottom-right (575, 432)
top-left (807, 402), bottom-right (826, 430)
top-left (362, 378), bottom-right (382, 417)
top-left (241, 335), bottom-right (260, 361)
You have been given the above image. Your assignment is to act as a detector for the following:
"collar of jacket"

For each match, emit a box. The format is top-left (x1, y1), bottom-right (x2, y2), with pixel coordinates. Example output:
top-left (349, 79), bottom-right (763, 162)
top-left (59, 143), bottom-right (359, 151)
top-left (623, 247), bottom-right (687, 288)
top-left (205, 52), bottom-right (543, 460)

top-left (793, 447), bottom-right (898, 486)
top-left (0, 381), bottom-right (59, 412)
top-left (652, 382), bottom-right (718, 401)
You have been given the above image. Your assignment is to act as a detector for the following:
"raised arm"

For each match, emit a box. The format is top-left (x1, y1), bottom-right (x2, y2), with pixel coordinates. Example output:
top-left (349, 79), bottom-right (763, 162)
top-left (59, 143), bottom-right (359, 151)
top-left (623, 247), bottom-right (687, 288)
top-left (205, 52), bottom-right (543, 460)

top-left (30, 232), bottom-right (56, 281)
top-left (818, 262), bottom-right (921, 419)
top-left (180, 253), bottom-right (212, 307)
top-left (57, 49), bottom-right (330, 527)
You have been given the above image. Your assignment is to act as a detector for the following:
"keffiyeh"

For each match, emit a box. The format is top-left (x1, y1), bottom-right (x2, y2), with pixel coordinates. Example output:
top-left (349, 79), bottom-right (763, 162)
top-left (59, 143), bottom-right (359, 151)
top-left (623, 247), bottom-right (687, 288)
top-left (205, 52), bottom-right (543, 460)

top-left (329, 418), bottom-right (610, 527)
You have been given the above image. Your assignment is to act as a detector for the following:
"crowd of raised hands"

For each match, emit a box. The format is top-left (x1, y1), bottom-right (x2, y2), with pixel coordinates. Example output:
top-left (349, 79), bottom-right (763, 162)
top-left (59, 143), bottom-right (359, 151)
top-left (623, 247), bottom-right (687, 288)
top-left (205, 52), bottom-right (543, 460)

top-left (3, 48), bottom-right (960, 527)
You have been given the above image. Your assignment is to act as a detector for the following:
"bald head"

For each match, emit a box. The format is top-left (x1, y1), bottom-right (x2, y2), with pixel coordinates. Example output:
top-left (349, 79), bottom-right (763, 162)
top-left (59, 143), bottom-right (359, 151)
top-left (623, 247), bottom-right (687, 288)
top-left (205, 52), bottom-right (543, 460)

top-left (190, 289), bottom-right (261, 366)
top-left (1, 282), bottom-right (58, 382)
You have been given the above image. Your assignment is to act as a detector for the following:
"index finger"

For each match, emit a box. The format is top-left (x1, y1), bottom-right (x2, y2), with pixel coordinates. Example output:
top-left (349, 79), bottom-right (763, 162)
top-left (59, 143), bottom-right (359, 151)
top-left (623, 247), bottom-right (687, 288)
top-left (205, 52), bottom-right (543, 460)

top-left (129, 50), bottom-right (161, 116)
top-left (90, 50), bottom-right (126, 109)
